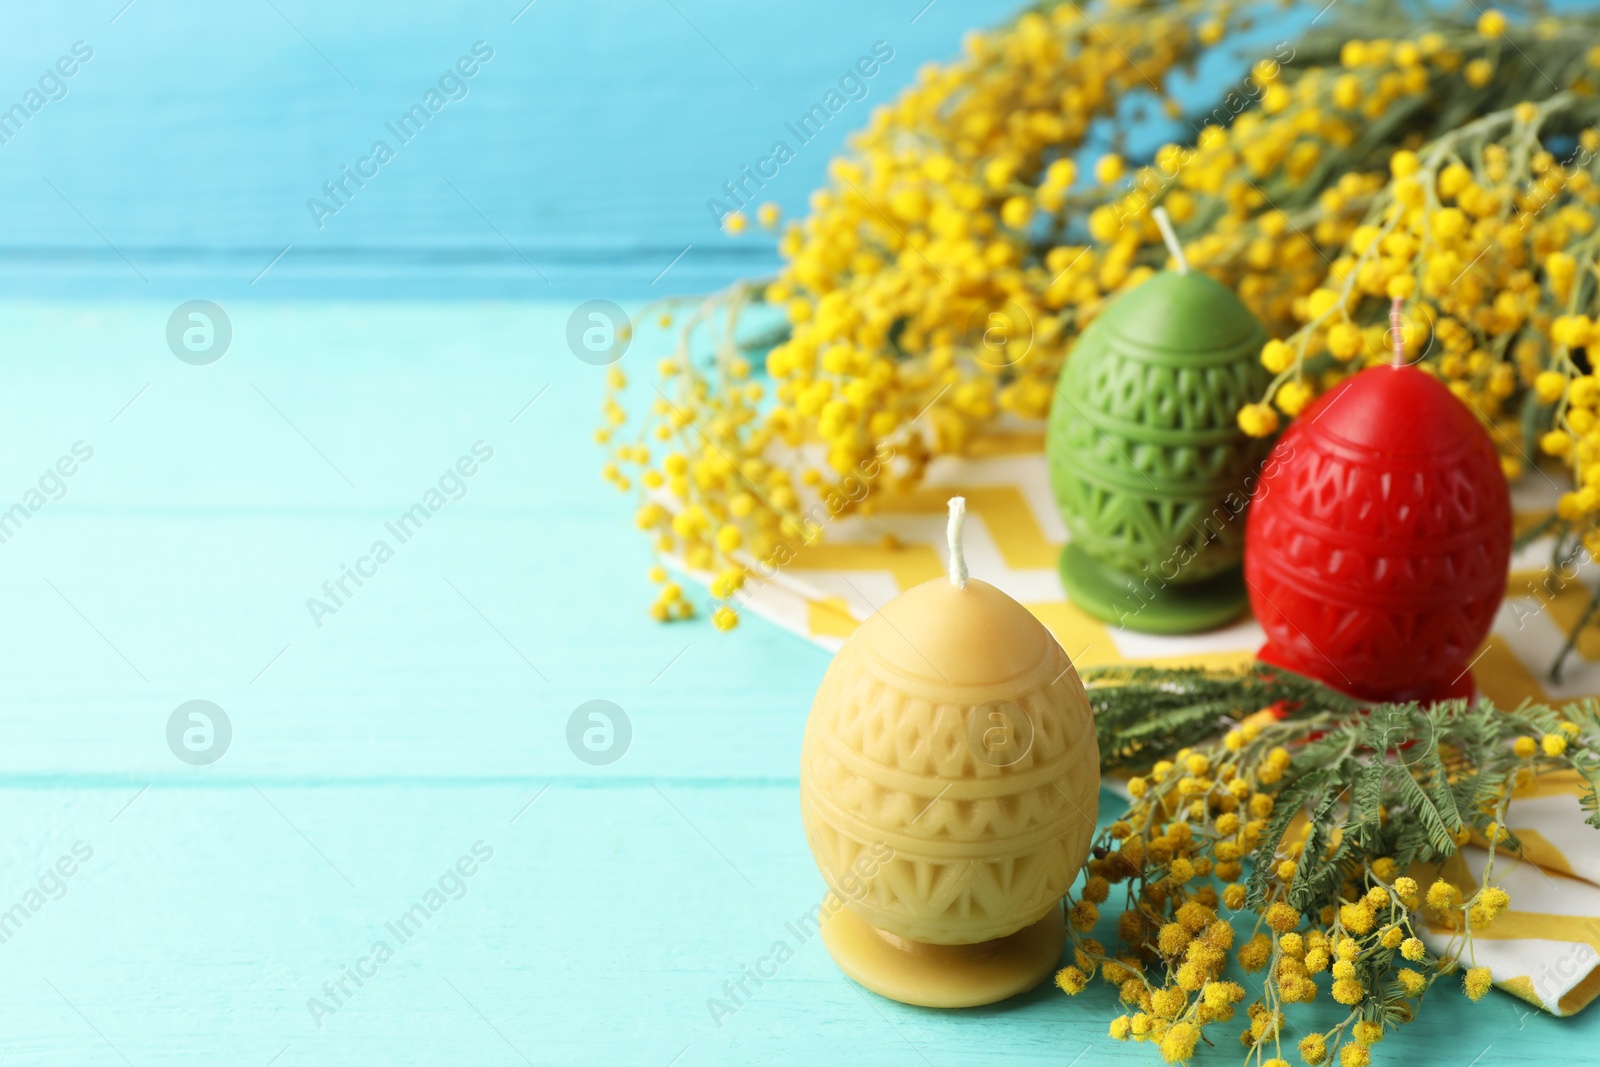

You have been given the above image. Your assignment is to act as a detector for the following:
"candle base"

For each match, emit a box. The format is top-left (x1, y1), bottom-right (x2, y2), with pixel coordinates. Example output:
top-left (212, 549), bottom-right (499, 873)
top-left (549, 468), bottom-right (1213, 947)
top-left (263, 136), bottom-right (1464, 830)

top-left (1059, 543), bottom-right (1249, 634)
top-left (1256, 641), bottom-right (1478, 706)
top-left (818, 905), bottom-right (1065, 1008)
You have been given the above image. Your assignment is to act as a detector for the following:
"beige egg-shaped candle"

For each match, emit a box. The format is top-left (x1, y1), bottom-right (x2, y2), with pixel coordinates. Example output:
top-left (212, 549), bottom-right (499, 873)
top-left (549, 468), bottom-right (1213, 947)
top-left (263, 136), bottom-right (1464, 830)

top-left (799, 498), bottom-right (1101, 1007)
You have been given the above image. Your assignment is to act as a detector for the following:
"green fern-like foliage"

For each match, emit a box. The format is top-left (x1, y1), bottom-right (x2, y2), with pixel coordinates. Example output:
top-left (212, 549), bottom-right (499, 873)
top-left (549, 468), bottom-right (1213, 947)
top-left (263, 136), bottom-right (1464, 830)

top-left (1084, 663), bottom-right (1600, 921)
top-left (1083, 663), bottom-right (1360, 773)
top-left (1064, 663), bottom-right (1600, 1064)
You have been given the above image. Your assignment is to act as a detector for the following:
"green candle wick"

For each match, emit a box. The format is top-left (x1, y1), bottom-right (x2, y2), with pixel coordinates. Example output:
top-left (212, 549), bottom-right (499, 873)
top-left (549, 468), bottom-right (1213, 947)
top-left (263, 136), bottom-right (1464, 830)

top-left (1152, 207), bottom-right (1188, 275)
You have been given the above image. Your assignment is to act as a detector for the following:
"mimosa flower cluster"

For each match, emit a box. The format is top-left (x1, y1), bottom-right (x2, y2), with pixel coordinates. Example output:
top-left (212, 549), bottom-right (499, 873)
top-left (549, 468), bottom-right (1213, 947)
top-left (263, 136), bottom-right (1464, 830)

top-left (1069, 666), bottom-right (1600, 1067)
top-left (601, 2), bottom-right (1600, 641)
top-left (1227, 14), bottom-right (1600, 674)
top-left (604, 0), bottom-right (1208, 626)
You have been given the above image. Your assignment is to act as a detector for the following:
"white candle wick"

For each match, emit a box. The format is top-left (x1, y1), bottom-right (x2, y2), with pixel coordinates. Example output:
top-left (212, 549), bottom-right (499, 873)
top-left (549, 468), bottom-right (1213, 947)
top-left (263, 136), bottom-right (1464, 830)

top-left (1153, 206), bottom-right (1189, 274)
top-left (1389, 296), bottom-right (1406, 367)
top-left (947, 497), bottom-right (969, 589)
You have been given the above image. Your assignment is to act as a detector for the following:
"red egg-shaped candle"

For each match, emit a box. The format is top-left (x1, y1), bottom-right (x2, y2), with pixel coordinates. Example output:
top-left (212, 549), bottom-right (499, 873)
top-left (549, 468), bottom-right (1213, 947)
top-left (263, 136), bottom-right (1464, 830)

top-left (1244, 346), bottom-right (1512, 704)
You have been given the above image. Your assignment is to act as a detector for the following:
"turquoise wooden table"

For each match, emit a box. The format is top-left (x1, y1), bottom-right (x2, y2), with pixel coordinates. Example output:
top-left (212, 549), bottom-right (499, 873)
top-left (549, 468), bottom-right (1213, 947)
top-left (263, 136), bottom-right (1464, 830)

top-left (3, 2), bottom-right (1599, 1065)
top-left (5, 300), bottom-right (1596, 1066)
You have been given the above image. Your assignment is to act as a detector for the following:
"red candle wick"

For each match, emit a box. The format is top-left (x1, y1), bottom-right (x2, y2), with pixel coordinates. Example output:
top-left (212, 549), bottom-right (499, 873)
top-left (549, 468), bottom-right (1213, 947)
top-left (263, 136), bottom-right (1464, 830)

top-left (1389, 296), bottom-right (1405, 367)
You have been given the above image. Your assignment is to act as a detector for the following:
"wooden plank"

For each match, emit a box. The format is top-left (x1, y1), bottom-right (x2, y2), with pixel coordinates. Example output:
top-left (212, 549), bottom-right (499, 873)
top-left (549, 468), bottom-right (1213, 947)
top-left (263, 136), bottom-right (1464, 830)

top-left (4, 783), bottom-right (1596, 1065)
top-left (0, 0), bottom-right (999, 299)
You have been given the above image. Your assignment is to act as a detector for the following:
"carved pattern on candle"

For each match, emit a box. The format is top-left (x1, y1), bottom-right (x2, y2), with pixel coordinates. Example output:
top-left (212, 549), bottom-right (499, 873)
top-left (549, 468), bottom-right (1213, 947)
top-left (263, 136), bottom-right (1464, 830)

top-left (801, 638), bottom-right (1099, 945)
top-left (1053, 343), bottom-right (1272, 581)
top-left (1245, 362), bottom-right (1512, 701)
top-left (1046, 268), bottom-right (1274, 633)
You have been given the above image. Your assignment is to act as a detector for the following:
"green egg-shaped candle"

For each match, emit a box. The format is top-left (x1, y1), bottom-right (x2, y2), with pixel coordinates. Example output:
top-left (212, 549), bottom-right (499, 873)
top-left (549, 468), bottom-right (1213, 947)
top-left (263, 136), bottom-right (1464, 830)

top-left (1047, 270), bottom-right (1272, 634)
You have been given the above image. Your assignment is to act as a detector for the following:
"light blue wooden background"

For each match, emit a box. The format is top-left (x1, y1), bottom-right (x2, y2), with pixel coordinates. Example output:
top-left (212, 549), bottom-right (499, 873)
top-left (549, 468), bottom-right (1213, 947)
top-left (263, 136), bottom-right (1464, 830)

top-left (1, 2), bottom-right (1597, 1065)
